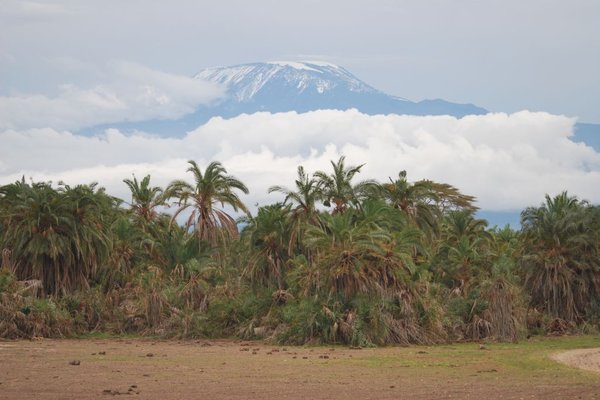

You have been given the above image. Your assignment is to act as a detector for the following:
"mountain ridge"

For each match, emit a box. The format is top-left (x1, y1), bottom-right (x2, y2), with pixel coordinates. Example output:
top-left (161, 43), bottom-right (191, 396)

top-left (81, 61), bottom-right (488, 137)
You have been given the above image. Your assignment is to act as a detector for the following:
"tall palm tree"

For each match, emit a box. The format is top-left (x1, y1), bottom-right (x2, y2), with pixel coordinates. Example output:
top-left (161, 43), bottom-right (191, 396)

top-left (167, 160), bottom-right (249, 246)
top-left (314, 156), bottom-right (376, 214)
top-left (269, 165), bottom-right (321, 223)
top-left (269, 165), bottom-right (322, 255)
top-left (123, 174), bottom-right (167, 223)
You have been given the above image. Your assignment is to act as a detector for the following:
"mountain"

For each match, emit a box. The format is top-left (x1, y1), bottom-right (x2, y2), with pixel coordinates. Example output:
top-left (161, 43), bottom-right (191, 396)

top-left (194, 61), bottom-right (487, 117)
top-left (81, 61), bottom-right (487, 136)
top-left (80, 61), bottom-right (599, 154)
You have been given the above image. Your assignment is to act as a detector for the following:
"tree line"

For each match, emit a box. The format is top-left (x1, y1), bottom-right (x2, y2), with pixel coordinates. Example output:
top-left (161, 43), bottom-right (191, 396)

top-left (1, 157), bottom-right (599, 344)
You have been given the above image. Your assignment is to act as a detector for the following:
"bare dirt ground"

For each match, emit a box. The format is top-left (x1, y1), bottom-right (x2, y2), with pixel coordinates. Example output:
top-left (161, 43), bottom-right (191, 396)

top-left (552, 348), bottom-right (600, 374)
top-left (1, 338), bottom-right (599, 400)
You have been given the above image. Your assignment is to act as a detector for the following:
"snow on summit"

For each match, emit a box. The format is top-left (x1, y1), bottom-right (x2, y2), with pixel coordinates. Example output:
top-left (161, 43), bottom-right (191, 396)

top-left (194, 61), bottom-right (378, 102)
top-left (266, 61), bottom-right (322, 72)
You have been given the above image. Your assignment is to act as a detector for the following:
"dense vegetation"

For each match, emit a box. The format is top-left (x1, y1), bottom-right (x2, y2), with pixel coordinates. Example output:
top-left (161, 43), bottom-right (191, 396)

top-left (1, 157), bottom-right (599, 345)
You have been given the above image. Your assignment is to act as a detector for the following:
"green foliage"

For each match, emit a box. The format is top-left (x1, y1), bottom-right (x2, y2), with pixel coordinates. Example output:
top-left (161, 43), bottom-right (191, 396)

top-left (0, 158), bottom-right (598, 345)
top-left (521, 192), bottom-right (600, 323)
top-left (0, 269), bottom-right (15, 292)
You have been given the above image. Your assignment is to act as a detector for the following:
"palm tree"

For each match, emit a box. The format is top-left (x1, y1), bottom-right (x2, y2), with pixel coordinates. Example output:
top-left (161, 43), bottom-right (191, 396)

top-left (167, 160), bottom-right (249, 246)
top-left (0, 180), bottom-right (113, 295)
top-left (242, 203), bottom-right (291, 290)
top-left (304, 210), bottom-right (386, 300)
top-left (123, 174), bottom-right (167, 223)
top-left (314, 156), bottom-right (376, 214)
top-left (269, 166), bottom-right (321, 224)
top-left (269, 165), bottom-right (322, 255)
top-left (357, 200), bottom-right (421, 291)
top-left (434, 210), bottom-right (491, 293)
top-left (521, 192), bottom-right (600, 322)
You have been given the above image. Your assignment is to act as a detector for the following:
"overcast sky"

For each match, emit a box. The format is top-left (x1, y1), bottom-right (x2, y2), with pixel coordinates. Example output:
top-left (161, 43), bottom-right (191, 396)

top-left (1, 1), bottom-right (599, 215)
top-left (1, 0), bottom-right (599, 122)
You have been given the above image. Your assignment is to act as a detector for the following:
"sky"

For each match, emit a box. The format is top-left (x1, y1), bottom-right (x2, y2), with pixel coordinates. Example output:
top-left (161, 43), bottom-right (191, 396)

top-left (2, 0), bottom-right (599, 122)
top-left (1, 0), bottom-right (599, 217)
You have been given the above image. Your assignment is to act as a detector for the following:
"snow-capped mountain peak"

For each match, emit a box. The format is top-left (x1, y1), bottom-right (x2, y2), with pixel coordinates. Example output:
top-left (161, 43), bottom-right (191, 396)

top-left (266, 61), bottom-right (323, 72)
top-left (82, 61), bottom-right (488, 137)
top-left (194, 61), bottom-right (378, 102)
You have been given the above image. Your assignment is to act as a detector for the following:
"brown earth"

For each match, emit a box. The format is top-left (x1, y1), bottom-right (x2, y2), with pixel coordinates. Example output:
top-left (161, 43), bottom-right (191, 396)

top-left (0, 339), bottom-right (599, 400)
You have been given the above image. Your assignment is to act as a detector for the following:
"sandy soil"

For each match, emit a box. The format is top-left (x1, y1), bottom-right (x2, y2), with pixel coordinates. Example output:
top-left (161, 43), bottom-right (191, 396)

top-left (1, 339), bottom-right (599, 400)
top-left (552, 348), bottom-right (600, 374)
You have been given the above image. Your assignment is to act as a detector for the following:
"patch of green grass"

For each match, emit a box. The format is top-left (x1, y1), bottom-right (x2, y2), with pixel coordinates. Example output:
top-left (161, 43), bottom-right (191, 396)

top-left (334, 335), bottom-right (600, 383)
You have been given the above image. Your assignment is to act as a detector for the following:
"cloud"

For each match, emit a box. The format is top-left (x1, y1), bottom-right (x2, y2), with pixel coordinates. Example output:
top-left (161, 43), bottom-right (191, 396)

top-left (0, 61), bottom-right (224, 131)
top-left (1, 110), bottom-right (599, 212)
top-left (0, 1), bottom-right (72, 20)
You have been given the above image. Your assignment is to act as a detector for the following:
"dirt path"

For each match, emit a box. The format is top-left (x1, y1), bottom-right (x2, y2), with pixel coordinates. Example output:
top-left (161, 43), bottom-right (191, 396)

top-left (552, 348), bottom-right (600, 374)
top-left (1, 339), bottom-right (599, 399)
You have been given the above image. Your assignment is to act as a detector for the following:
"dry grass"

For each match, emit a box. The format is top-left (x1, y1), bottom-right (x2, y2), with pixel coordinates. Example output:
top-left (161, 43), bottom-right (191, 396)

top-left (0, 335), bottom-right (599, 399)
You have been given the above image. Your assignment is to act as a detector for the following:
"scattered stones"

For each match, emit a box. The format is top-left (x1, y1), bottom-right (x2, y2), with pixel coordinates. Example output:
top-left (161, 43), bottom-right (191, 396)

top-left (102, 388), bottom-right (140, 396)
top-left (69, 360), bottom-right (80, 366)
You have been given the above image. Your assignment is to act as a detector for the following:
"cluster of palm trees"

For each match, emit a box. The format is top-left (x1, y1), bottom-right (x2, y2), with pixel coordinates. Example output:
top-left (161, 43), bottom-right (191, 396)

top-left (1, 157), bottom-right (599, 343)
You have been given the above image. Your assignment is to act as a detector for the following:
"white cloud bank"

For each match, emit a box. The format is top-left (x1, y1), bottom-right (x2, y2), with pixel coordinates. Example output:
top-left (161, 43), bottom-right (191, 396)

top-left (1, 109), bottom-right (599, 212)
top-left (0, 62), bottom-right (224, 131)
